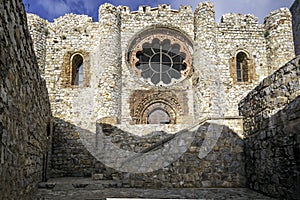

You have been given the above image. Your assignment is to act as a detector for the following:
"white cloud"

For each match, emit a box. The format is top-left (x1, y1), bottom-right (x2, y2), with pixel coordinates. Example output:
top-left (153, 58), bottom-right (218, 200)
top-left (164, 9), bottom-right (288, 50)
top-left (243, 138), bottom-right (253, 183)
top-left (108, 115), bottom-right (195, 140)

top-left (37, 0), bottom-right (71, 19)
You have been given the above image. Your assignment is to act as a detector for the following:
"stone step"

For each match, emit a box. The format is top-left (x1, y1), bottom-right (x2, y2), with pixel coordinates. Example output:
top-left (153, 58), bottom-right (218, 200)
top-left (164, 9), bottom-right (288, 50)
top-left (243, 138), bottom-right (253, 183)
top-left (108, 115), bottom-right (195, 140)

top-left (38, 177), bottom-right (121, 191)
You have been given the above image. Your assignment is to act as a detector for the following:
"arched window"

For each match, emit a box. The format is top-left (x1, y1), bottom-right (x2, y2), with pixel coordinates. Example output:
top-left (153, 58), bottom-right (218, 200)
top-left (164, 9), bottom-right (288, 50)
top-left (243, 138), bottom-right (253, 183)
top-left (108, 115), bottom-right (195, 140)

top-left (230, 50), bottom-right (254, 83)
top-left (236, 52), bottom-right (248, 82)
top-left (147, 108), bottom-right (170, 124)
top-left (71, 54), bottom-right (84, 85)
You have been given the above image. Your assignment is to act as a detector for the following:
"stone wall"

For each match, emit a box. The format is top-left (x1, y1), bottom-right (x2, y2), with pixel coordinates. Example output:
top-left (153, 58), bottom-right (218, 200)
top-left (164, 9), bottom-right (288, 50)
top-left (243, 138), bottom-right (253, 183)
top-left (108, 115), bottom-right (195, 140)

top-left (291, 0), bottom-right (300, 55)
top-left (50, 119), bottom-right (246, 188)
top-left (215, 13), bottom-right (266, 117)
top-left (0, 0), bottom-right (51, 199)
top-left (239, 56), bottom-right (300, 199)
top-left (27, 14), bottom-right (48, 75)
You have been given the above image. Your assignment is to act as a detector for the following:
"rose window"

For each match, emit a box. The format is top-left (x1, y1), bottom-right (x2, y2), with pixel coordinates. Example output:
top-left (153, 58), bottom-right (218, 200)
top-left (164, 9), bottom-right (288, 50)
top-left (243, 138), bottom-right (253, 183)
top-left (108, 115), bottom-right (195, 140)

top-left (129, 34), bottom-right (192, 86)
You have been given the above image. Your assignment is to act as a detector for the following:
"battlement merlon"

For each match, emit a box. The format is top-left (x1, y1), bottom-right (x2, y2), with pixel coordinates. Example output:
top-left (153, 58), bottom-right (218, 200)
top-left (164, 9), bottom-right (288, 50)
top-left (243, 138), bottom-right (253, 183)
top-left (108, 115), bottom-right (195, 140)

top-left (195, 1), bottom-right (215, 14)
top-left (118, 4), bottom-right (192, 14)
top-left (220, 13), bottom-right (258, 25)
top-left (118, 5), bottom-right (130, 13)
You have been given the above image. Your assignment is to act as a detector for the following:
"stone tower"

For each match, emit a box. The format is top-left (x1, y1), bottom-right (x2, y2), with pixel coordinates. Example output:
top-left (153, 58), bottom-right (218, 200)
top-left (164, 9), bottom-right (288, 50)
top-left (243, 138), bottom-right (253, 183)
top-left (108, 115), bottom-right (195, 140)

top-left (194, 2), bottom-right (217, 65)
top-left (264, 8), bottom-right (295, 73)
top-left (96, 3), bottom-right (122, 124)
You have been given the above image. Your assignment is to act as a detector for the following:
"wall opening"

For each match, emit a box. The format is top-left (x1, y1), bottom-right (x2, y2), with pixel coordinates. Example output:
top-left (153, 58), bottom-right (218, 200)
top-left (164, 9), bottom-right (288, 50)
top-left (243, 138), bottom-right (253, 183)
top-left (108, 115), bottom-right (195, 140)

top-left (147, 108), bottom-right (171, 124)
top-left (236, 52), bottom-right (248, 82)
top-left (71, 54), bottom-right (84, 85)
top-left (230, 50), bottom-right (255, 83)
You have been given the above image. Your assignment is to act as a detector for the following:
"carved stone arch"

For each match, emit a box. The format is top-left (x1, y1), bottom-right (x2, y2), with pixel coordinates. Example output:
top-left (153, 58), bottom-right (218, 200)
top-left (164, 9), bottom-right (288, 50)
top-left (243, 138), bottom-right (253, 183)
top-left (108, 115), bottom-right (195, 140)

top-left (130, 90), bottom-right (183, 124)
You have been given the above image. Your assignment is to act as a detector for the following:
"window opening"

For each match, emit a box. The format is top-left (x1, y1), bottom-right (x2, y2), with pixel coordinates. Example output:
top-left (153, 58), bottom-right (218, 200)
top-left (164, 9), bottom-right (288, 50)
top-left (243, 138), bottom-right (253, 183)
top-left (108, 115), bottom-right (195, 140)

top-left (136, 38), bottom-right (187, 85)
top-left (71, 54), bottom-right (84, 85)
top-left (147, 108), bottom-right (171, 124)
top-left (236, 52), bottom-right (248, 82)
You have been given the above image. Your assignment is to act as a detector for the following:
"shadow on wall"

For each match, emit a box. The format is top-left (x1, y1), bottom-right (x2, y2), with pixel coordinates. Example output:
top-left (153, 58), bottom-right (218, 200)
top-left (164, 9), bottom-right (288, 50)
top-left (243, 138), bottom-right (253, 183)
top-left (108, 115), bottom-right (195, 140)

top-left (49, 117), bottom-right (246, 188)
top-left (244, 96), bottom-right (300, 199)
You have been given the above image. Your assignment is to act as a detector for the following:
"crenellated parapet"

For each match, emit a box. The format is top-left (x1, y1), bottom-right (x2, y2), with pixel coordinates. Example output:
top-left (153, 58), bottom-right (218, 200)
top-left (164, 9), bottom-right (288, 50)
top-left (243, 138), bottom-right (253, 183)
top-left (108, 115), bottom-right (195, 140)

top-left (119, 4), bottom-right (194, 39)
top-left (220, 13), bottom-right (258, 26)
top-left (120, 4), bottom-right (193, 14)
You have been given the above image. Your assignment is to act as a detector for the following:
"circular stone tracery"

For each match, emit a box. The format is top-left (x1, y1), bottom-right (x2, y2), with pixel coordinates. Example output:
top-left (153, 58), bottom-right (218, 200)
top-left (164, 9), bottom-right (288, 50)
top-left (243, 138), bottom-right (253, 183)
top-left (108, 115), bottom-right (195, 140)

top-left (130, 34), bottom-right (192, 86)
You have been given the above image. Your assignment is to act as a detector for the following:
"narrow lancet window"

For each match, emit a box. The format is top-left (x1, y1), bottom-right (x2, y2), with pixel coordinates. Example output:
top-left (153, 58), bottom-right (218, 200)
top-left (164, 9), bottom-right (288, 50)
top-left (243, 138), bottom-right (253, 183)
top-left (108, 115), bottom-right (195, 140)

top-left (236, 52), bottom-right (248, 82)
top-left (71, 54), bottom-right (84, 85)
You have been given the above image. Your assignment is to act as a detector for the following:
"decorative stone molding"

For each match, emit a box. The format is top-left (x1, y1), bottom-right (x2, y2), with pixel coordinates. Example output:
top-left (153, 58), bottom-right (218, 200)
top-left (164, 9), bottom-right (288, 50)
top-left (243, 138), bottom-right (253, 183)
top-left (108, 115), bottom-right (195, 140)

top-left (130, 90), bottom-right (183, 124)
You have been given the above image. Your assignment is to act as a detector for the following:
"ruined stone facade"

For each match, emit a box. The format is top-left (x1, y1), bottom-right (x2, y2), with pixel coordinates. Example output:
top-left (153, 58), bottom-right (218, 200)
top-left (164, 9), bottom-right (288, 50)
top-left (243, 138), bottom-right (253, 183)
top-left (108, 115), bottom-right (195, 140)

top-left (0, 1), bottom-right (293, 199)
top-left (0, 0), bottom-right (51, 199)
top-left (25, 1), bottom-right (298, 190)
top-left (27, 2), bottom-right (295, 128)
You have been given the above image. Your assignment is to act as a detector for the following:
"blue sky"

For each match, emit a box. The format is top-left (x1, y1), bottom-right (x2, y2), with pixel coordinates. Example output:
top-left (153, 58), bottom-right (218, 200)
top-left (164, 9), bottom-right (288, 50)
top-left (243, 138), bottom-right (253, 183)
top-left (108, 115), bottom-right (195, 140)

top-left (23, 0), bottom-right (294, 23)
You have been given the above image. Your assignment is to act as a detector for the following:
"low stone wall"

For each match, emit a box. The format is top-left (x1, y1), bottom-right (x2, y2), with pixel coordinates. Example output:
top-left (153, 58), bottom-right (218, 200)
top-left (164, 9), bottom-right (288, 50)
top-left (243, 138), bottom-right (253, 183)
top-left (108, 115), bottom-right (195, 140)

top-left (0, 0), bottom-right (51, 199)
top-left (239, 56), bottom-right (300, 199)
top-left (50, 119), bottom-right (246, 188)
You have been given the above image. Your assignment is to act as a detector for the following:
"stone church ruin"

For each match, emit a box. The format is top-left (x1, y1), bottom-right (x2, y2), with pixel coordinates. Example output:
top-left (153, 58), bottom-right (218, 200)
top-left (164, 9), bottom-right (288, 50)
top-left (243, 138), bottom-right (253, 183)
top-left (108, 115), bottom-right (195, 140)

top-left (0, 0), bottom-right (299, 199)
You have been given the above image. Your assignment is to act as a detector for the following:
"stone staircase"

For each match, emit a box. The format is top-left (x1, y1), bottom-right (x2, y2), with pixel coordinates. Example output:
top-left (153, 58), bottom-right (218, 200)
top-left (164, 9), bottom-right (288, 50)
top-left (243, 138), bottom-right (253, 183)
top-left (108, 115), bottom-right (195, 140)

top-left (35, 177), bottom-right (275, 200)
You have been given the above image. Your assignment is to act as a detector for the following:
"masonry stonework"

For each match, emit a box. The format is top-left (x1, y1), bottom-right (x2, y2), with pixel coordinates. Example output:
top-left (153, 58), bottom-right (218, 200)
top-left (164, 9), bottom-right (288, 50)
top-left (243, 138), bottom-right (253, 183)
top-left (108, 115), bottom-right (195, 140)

top-left (239, 57), bottom-right (300, 199)
top-left (24, 0), bottom-right (298, 195)
top-left (291, 0), bottom-right (300, 55)
top-left (0, 0), bottom-right (51, 199)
